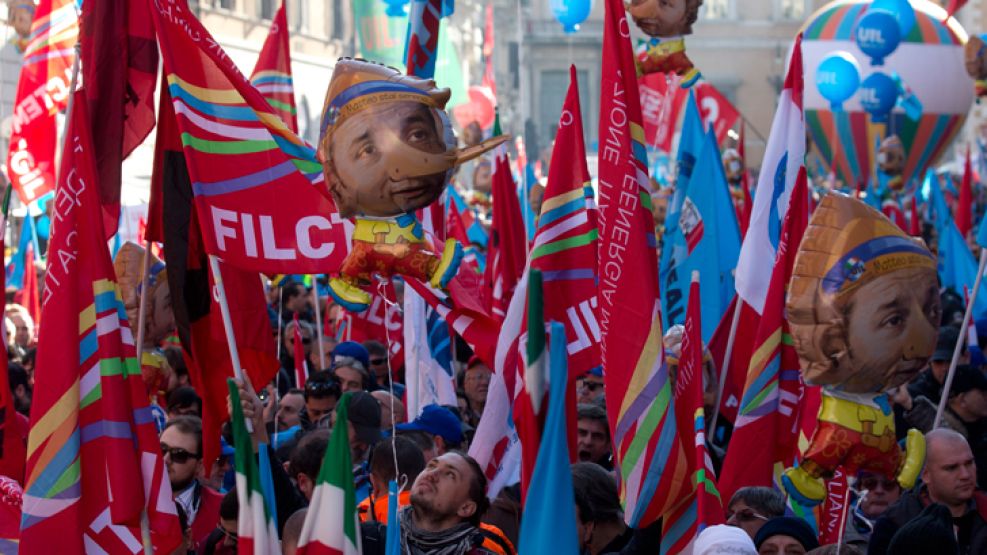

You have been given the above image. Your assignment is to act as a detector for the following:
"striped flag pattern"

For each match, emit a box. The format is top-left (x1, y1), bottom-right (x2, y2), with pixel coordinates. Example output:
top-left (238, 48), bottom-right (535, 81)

top-left (659, 274), bottom-right (723, 553)
top-left (719, 171), bottom-right (819, 513)
top-left (228, 380), bottom-right (279, 554)
top-left (20, 92), bottom-right (181, 553)
top-left (251, 2), bottom-right (299, 133)
top-left (598, 0), bottom-right (687, 528)
top-left (296, 393), bottom-right (361, 555)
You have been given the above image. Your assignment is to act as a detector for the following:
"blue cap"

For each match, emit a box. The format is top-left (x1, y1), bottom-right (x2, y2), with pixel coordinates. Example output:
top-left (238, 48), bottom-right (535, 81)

top-left (331, 341), bottom-right (370, 371)
top-left (396, 404), bottom-right (464, 445)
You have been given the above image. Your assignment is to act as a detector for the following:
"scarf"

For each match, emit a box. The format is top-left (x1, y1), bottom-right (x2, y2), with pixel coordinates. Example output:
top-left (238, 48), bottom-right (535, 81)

top-left (399, 506), bottom-right (479, 555)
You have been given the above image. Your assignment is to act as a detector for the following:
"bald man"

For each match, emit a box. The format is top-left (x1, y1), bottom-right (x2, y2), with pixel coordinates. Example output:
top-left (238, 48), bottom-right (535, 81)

top-left (868, 429), bottom-right (987, 555)
top-left (371, 390), bottom-right (406, 429)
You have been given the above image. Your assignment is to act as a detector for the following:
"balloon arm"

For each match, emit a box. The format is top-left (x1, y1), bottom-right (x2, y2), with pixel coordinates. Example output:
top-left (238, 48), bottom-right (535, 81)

top-left (934, 248), bottom-right (987, 428)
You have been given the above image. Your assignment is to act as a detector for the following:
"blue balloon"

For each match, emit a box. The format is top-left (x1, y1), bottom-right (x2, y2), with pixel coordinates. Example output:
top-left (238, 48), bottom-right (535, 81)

top-left (859, 72), bottom-right (899, 123)
top-left (382, 0), bottom-right (408, 17)
top-left (870, 0), bottom-right (917, 37)
top-left (855, 10), bottom-right (902, 66)
top-left (551, 0), bottom-right (593, 33)
top-left (816, 52), bottom-right (861, 111)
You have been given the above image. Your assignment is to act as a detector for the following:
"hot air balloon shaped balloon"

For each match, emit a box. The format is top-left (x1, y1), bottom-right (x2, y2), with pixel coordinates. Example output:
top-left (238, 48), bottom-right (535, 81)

top-left (802, 0), bottom-right (974, 190)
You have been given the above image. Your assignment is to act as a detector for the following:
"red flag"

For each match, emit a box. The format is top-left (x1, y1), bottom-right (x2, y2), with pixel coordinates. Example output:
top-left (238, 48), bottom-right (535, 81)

top-left (336, 282), bottom-right (405, 372)
top-left (5, 0), bottom-right (78, 205)
top-left (251, 2), bottom-right (299, 133)
top-left (22, 91), bottom-right (182, 554)
top-left (818, 467), bottom-right (850, 545)
top-left (598, 0), bottom-right (685, 527)
top-left (150, 81), bottom-right (278, 472)
top-left (484, 151), bottom-right (527, 321)
top-left (293, 313), bottom-right (309, 387)
top-left (81, 0), bottom-right (159, 238)
top-left (947, 0), bottom-right (968, 17)
top-left (694, 82), bottom-right (741, 144)
top-left (446, 201), bottom-right (482, 274)
top-left (719, 170), bottom-right (814, 503)
top-left (639, 73), bottom-right (687, 153)
top-left (661, 273), bottom-right (724, 553)
top-left (150, 1), bottom-right (349, 275)
top-left (481, 3), bottom-right (497, 98)
top-left (706, 296), bottom-right (758, 425)
top-left (13, 243), bottom-right (40, 329)
top-left (957, 145), bottom-right (973, 237)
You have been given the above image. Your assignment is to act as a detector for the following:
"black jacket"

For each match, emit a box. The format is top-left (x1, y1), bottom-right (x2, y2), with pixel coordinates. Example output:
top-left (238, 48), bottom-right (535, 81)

top-left (869, 488), bottom-right (987, 555)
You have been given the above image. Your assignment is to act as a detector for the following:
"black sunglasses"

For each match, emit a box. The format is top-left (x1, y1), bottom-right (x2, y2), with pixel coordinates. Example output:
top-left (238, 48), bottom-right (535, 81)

top-left (305, 380), bottom-right (340, 396)
top-left (161, 444), bottom-right (201, 464)
top-left (582, 381), bottom-right (604, 391)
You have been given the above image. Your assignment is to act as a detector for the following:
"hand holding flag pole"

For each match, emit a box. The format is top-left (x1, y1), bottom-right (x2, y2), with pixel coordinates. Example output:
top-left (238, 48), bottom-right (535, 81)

top-left (934, 219), bottom-right (987, 428)
top-left (208, 255), bottom-right (253, 432)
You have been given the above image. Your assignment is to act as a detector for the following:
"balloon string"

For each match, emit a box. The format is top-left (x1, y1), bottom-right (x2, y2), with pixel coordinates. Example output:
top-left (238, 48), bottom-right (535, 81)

top-left (376, 277), bottom-right (404, 494)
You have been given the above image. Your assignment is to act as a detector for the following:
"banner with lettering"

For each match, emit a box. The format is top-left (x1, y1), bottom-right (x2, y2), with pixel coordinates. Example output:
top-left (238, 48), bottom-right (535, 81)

top-left (5, 0), bottom-right (78, 205)
top-left (818, 467), bottom-right (850, 545)
top-left (150, 1), bottom-right (351, 274)
top-left (639, 75), bottom-right (740, 152)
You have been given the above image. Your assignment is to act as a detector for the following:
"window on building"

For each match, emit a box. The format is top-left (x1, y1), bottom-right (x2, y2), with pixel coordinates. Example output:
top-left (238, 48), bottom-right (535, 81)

top-left (288, 0), bottom-right (307, 31)
top-left (260, 0), bottom-right (275, 20)
top-left (214, 0), bottom-right (235, 10)
top-left (702, 0), bottom-right (732, 20)
top-left (537, 69), bottom-right (590, 149)
top-left (331, 0), bottom-right (347, 40)
top-left (777, 0), bottom-right (807, 20)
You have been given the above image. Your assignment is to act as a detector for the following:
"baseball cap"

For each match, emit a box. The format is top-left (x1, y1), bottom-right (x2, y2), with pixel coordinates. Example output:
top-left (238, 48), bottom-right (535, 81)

top-left (344, 391), bottom-right (382, 445)
top-left (948, 365), bottom-right (987, 396)
top-left (933, 327), bottom-right (962, 362)
top-left (395, 404), bottom-right (464, 445)
top-left (332, 341), bottom-right (371, 371)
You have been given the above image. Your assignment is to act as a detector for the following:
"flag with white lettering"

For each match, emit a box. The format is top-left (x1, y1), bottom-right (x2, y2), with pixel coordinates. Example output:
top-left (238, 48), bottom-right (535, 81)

top-left (150, 0), bottom-right (350, 274)
top-left (597, 0), bottom-right (683, 527)
top-left (5, 0), bottom-right (78, 205)
top-left (21, 91), bottom-right (182, 554)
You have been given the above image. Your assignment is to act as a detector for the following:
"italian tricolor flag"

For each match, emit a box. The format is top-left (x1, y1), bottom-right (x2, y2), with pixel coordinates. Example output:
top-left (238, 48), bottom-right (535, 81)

top-left (297, 392), bottom-right (362, 554)
top-left (229, 380), bottom-right (280, 554)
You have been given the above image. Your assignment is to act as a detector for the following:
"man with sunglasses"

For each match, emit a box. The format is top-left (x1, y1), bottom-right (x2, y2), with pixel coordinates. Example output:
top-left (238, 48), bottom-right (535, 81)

top-left (365, 339), bottom-right (406, 397)
top-left (577, 368), bottom-right (605, 406)
top-left (302, 371), bottom-right (341, 429)
top-left (844, 471), bottom-right (901, 547)
top-left (160, 415), bottom-right (223, 551)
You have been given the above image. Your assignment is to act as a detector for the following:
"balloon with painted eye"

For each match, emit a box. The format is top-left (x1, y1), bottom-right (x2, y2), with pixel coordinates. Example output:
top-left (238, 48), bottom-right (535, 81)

top-left (318, 59), bottom-right (508, 313)
top-left (855, 9), bottom-right (902, 66)
top-left (781, 193), bottom-right (933, 507)
top-left (802, 0), bottom-right (973, 189)
top-left (859, 72), bottom-right (899, 123)
top-left (551, 0), bottom-right (593, 33)
top-left (815, 51), bottom-right (861, 111)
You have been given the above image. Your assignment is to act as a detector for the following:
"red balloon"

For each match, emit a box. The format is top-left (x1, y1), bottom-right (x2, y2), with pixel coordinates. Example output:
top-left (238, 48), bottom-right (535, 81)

top-left (452, 86), bottom-right (496, 130)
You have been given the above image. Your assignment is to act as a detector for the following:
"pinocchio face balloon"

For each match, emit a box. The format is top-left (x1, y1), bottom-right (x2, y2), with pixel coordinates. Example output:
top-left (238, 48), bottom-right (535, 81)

top-left (625, 0), bottom-right (701, 37)
top-left (877, 135), bottom-right (905, 178)
top-left (319, 59), bottom-right (505, 219)
top-left (787, 193), bottom-right (941, 394)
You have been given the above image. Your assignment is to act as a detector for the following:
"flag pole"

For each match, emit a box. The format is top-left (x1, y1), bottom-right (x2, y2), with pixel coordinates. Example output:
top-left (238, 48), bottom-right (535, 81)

top-left (207, 255), bottom-right (252, 432)
top-left (134, 239), bottom-right (153, 357)
top-left (311, 277), bottom-right (326, 370)
top-left (934, 249), bottom-right (987, 428)
top-left (55, 43), bottom-right (83, 189)
top-left (710, 287), bottom-right (741, 432)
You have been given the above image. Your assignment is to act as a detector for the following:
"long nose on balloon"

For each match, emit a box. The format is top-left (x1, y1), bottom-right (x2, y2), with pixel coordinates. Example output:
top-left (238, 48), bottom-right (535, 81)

top-left (387, 134), bottom-right (511, 181)
top-left (903, 300), bottom-right (937, 360)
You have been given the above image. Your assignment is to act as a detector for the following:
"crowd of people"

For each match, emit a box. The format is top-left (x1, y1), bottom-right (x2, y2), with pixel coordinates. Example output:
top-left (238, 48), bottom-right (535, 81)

top-left (2, 266), bottom-right (986, 554)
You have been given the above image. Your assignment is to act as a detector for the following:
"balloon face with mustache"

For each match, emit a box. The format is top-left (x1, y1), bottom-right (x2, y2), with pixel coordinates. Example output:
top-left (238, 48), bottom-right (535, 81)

top-left (782, 193), bottom-right (937, 507)
top-left (319, 59), bottom-right (506, 311)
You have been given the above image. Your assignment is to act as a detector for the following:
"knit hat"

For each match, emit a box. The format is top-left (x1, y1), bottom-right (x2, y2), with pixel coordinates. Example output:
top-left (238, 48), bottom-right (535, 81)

top-left (754, 517), bottom-right (820, 551)
top-left (887, 503), bottom-right (959, 555)
top-left (693, 524), bottom-right (757, 555)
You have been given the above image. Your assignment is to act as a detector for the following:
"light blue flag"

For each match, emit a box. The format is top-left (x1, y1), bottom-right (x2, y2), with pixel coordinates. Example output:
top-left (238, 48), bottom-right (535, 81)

top-left (660, 129), bottom-right (742, 341)
top-left (660, 92), bottom-right (705, 327)
top-left (257, 443), bottom-right (279, 528)
top-left (386, 480), bottom-right (400, 555)
top-left (977, 204), bottom-right (987, 249)
top-left (520, 163), bottom-right (539, 240)
top-left (7, 214), bottom-right (35, 290)
top-left (927, 170), bottom-right (987, 316)
top-left (517, 321), bottom-right (579, 555)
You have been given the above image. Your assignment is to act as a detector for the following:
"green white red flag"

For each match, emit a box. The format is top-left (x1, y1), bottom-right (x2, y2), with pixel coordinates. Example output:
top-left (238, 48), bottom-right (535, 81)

top-left (228, 380), bottom-right (279, 554)
top-left (296, 393), bottom-right (361, 555)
